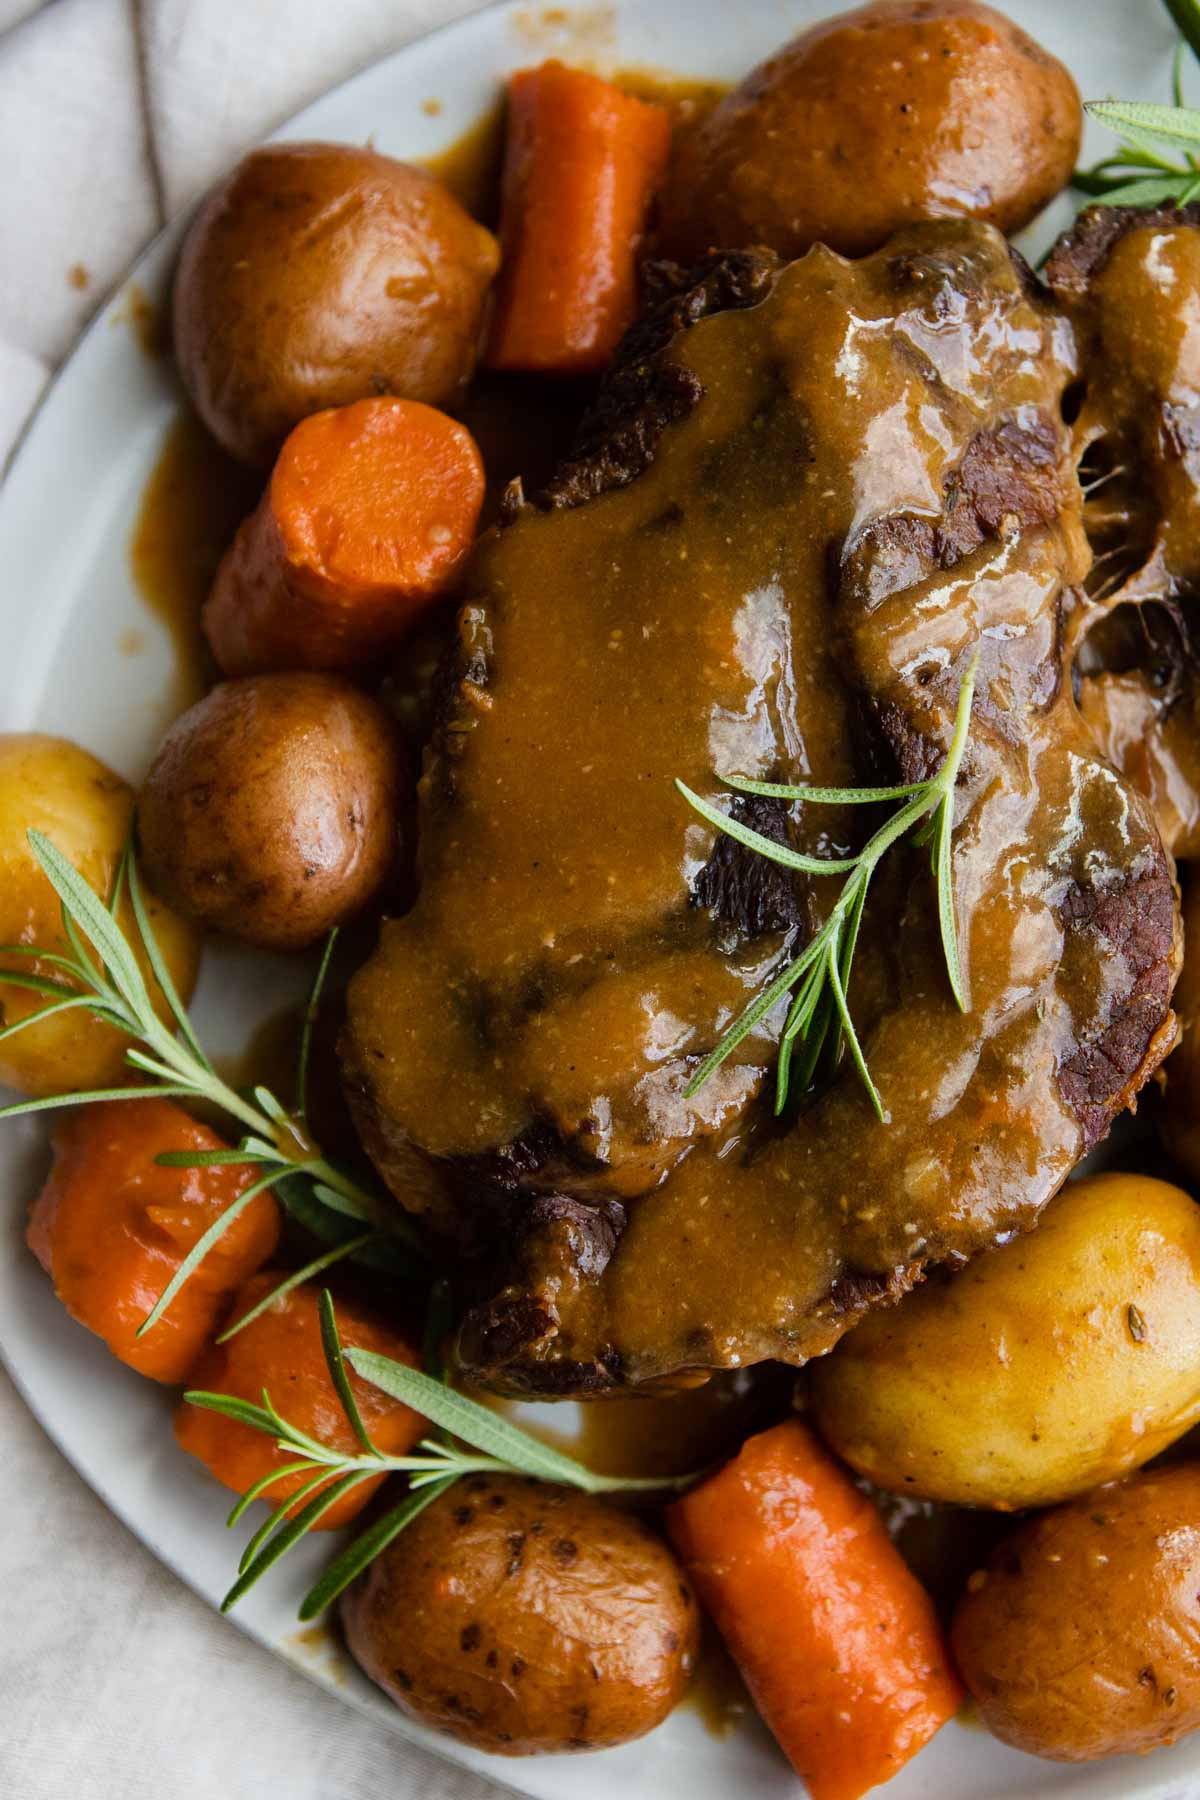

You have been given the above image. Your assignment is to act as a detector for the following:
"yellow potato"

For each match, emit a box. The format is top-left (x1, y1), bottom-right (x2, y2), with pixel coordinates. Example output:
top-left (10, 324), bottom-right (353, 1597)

top-left (810, 1172), bottom-right (1200, 1509)
top-left (0, 734), bottom-right (200, 1097)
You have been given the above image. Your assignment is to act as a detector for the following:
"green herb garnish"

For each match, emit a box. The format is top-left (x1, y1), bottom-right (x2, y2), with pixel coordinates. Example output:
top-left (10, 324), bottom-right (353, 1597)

top-left (677, 658), bottom-right (977, 1123)
top-left (0, 832), bottom-right (427, 1336)
top-left (185, 1289), bottom-right (692, 1618)
top-left (1074, 2), bottom-right (1200, 205)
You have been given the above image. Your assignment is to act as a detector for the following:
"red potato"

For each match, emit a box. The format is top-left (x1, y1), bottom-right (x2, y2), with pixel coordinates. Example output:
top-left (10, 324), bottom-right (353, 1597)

top-left (342, 1473), bottom-right (699, 1753)
top-left (952, 1465), bottom-right (1200, 1761)
top-left (173, 142), bottom-right (499, 467)
top-left (136, 672), bottom-right (403, 951)
top-left (658, 0), bottom-right (1081, 261)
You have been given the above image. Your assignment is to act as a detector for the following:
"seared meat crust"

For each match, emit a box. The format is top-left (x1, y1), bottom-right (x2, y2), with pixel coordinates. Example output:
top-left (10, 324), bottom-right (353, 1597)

top-left (1058, 866), bottom-right (1178, 1148)
top-left (1045, 202), bottom-right (1200, 302)
top-left (537, 250), bottom-right (780, 512)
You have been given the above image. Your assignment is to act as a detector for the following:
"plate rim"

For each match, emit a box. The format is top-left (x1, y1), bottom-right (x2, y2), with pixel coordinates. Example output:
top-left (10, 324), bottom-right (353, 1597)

top-left (0, 3), bottom-right (1195, 1798)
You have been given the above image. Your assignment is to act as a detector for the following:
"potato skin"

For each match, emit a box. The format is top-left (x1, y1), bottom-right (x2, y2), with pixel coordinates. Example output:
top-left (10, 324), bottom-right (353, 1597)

top-left (810, 1173), bottom-right (1200, 1509)
top-left (341, 1474), bottom-right (699, 1754)
top-left (951, 1465), bottom-right (1200, 1761)
top-left (135, 673), bottom-right (401, 951)
top-left (658, 0), bottom-right (1080, 262)
top-left (1163, 872), bottom-right (1200, 1181)
top-left (174, 142), bottom-right (500, 466)
top-left (0, 734), bottom-right (199, 1097)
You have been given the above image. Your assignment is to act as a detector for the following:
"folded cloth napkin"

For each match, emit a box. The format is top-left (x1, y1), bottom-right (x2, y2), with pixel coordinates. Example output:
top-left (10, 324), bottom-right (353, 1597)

top-left (0, 0), bottom-right (484, 463)
top-left (0, 8), bottom-right (508, 1796)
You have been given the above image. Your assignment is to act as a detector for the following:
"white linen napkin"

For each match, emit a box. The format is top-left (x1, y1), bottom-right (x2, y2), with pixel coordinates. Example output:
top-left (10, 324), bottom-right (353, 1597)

top-left (0, 0), bottom-right (484, 463)
top-left (0, 1370), bottom-right (504, 1800)
top-left (0, 6), bottom-right (507, 1796)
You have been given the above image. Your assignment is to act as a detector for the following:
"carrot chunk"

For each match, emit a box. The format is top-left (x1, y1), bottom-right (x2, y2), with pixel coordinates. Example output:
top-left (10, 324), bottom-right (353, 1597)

top-left (667, 1418), bottom-right (962, 1800)
top-left (484, 62), bottom-right (671, 374)
top-left (176, 1275), bottom-right (424, 1530)
top-left (203, 395), bottom-right (485, 676)
top-left (27, 1098), bottom-right (280, 1383)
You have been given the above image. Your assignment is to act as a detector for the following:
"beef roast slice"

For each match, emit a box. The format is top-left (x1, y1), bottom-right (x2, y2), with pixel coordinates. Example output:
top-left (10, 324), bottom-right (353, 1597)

top-left (1047, 200), bottom-right (1200, 586)
top-left (537, 248), bottom-right (780, 512)
top-left (342, 221), bottom-right (1178, 1394)
top-left (1045, 201), bottom-right (1200, 304)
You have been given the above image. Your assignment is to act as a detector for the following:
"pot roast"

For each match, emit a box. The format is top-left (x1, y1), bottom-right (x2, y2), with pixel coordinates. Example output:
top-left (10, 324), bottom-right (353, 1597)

top-left (343, 219), bottom-right (1180, 1395)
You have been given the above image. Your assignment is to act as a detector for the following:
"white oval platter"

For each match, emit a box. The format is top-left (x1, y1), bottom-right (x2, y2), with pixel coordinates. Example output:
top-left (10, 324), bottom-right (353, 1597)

top-left (0, 2), bottom-right (1193, 1796)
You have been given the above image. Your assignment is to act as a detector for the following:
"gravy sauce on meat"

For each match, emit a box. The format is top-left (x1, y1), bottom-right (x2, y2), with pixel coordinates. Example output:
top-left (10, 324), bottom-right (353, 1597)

top-left (1050, 212), bottom-right (1200, 858)
top-left (344, 220), bottom-right (1178, 1394)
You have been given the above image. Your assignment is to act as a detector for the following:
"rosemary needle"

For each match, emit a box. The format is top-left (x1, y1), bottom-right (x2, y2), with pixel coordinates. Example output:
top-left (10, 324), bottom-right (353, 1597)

top-left (677, 657), bottom-right (978, 1122)
top-left (1072, 5), bottom-right (1200, 207)
top-left (184, 1290), bottom-right (695, 1617)
top-left (0, 833), bottom-right (426, 1338)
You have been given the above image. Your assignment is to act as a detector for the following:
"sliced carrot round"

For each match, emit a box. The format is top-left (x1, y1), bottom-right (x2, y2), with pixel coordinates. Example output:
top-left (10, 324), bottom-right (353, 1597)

top-left (27, 1098), bottom-right (280, 1384)
top-left (204, 396), bottom-right (485, 675)
top-left (176, 1274), bottom-right (424, 1529)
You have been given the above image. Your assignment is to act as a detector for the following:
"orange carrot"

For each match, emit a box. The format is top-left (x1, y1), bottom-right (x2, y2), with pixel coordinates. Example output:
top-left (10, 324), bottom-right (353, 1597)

top-left (203, 396), bottom-right (485, 676)
top-left (176, 1274), bottom-right (424, 1529)
top-left (667, 1418), bottom-right (962, 1800)
top-left (484, 62), bottom-right (671, 374)
top-left (27, 1098), bottom-right (280, 1384)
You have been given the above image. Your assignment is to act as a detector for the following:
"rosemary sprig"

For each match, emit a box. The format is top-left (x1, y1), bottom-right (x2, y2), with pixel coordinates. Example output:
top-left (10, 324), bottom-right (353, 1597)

top-left (0, 832), bottom-right (427, 1336)
top-left (185, 1289), bottom-right (693, 1617)
top-left (677, 658), bottom-right (977, 1123)
top-left (215, 1231), bottom-right (375, 1343)
top-left (1073, 2), bottom-right (1200, 205)
top-left (295, 925), bottom-right (337, 1125)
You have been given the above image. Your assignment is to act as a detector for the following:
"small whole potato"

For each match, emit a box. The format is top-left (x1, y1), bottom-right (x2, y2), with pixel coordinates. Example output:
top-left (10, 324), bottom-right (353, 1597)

top-left (174, 142), bottom-right (500, 466)
top-left (951, 1465), bottom-right (1200, 1761)
top-left (341, 1474), bottom-right (699, 1754)
top-left (136, 673), bottom-right (402, 950)
top-left (658, 0), bottom-right (1081, 262)
top-left (810, 1173), bottom-right (1200, 1509)
top-left (0, 734), bottom-right (200, 1097)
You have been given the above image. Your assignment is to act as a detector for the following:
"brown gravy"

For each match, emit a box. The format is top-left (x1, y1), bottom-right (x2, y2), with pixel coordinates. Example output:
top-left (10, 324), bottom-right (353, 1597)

top-left (612, 68), bottom-right (728, 132)
top-left (128, 412), bottom-right (258, 712)
top-left (346, 219), bottom-right (1175, 1395)
top-left (1060, 224), bottom-right (1200, 861)
top-left (212, 1000), bottom-right (302, 1099)
top-left (117, 283), bottom-right (169, 359)
top-left (686, 1629), bottom-right (751, 1739)
top-left (425, 102), bottom-right (507, 224)
top-left (456, 372), bottom-right (591, 524)
top-left (526, 1366), bottom-right (794, 1479)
